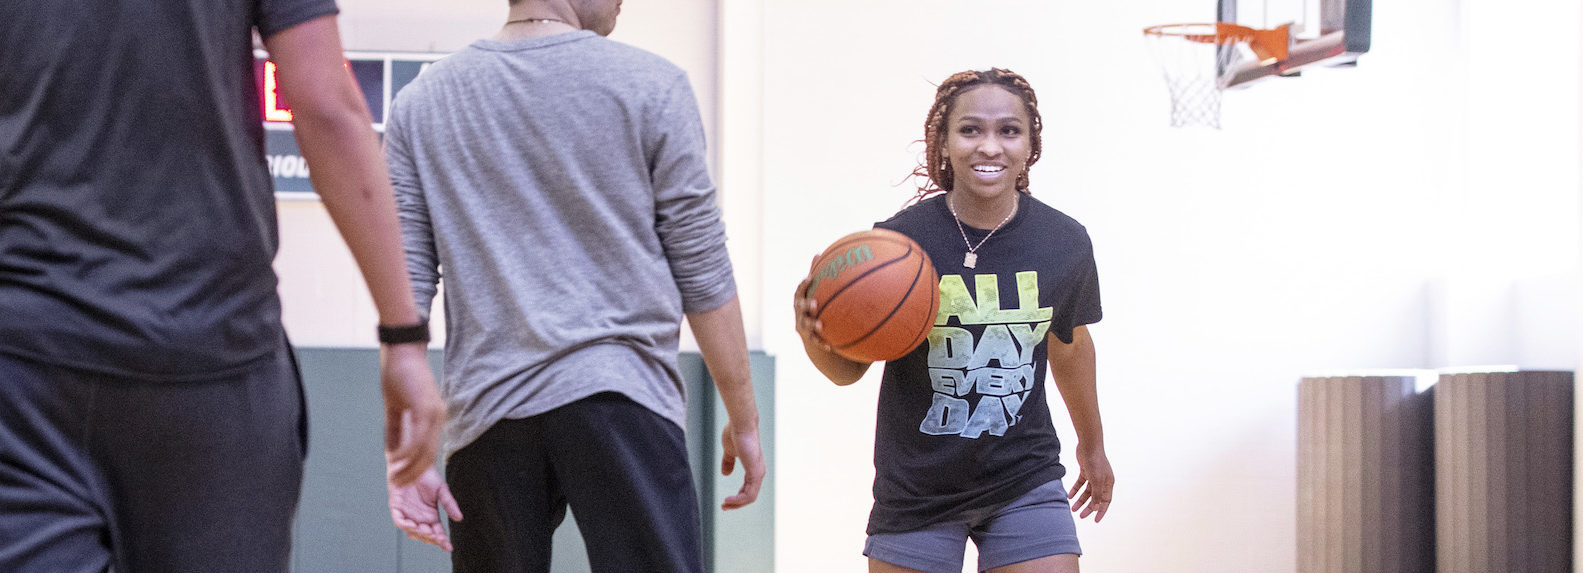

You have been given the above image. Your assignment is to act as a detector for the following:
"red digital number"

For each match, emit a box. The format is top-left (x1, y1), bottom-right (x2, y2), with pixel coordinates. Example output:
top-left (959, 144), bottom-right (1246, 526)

top-left (263, 61), bottom-right (293, 122)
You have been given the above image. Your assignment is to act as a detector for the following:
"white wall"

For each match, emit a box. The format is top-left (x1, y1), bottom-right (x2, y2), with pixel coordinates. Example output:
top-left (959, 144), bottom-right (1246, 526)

top-left (756, 0), bottom-right (1578, 572)
top-left (1442, 0), bottom-right (1580, 370)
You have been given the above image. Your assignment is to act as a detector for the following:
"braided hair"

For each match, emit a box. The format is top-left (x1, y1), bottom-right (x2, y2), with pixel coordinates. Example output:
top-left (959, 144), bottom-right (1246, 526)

top-left (910, 68), bottom-right (1043, 203)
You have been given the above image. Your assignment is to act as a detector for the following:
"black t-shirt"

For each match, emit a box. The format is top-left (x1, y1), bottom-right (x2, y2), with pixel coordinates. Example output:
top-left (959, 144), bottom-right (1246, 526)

top-left (868, 192), bottom-right (1102, 534)
top-left (0, 0), bottom-right (336, 379)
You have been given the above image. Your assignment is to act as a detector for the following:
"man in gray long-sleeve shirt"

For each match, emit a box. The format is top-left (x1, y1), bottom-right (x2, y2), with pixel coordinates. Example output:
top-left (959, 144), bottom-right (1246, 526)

top-left (381, 0), bottom-right (766, 570)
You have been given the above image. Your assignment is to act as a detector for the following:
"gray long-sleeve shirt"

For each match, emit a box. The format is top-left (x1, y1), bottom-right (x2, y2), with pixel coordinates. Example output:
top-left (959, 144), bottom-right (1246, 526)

top-left (385, 31), bottom-right (736, 458)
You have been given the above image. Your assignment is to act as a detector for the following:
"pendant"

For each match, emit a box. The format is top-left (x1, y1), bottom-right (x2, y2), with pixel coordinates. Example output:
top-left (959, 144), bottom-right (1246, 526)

top-left (963, 252), bottom-right (977, 268)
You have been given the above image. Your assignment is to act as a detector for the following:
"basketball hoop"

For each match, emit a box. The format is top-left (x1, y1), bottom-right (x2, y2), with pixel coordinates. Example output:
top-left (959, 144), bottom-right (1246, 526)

top-left (1143, 23), bottom-right (1289, 129)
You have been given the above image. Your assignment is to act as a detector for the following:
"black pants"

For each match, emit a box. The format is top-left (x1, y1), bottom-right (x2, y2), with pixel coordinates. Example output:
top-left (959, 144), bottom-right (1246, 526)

top-left (447, 392), bottom-right (702, 573)
top-left (0, 345), bottom-right (306, 572)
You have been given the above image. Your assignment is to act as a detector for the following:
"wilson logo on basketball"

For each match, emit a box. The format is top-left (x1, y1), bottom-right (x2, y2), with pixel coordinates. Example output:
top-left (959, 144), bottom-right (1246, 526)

top-left (806, 245), bottom-right (873, 298)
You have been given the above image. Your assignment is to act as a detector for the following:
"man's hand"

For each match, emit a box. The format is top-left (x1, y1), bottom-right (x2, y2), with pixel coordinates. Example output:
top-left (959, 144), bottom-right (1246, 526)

top-left (382, 343), bottom-right (446, 487)
top-left (388, 466), bottom-right (463, 551)
top-left (719, 422), bottom-right (765, 510)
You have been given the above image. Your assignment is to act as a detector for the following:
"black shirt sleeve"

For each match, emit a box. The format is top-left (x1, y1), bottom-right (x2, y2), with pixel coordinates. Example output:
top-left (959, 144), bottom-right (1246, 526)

top-left (1051, 232), bottom-right (1102, 344)
top-left (255, 0), bottom-right (339, 39)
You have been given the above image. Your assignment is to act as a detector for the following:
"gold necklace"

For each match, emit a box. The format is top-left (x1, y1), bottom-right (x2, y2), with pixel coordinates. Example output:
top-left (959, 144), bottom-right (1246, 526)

top-left (947, 195), bottom-right (1015, 269)
top-left (505, 17), bottom-right (569, 26)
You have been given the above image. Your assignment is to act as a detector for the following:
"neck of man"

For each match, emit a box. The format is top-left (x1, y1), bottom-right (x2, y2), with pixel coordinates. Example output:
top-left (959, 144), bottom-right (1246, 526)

top-left (494, 3), bottom-right (580, 41)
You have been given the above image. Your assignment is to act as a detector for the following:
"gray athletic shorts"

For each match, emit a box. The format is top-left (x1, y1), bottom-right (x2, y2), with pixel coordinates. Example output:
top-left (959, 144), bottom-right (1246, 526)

top-left (864, 479), bottom-right (1082, 573)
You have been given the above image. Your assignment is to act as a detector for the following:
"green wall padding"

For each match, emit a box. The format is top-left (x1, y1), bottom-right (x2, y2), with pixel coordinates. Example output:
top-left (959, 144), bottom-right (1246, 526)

top-left (289, 348), bottom-right (774, 573)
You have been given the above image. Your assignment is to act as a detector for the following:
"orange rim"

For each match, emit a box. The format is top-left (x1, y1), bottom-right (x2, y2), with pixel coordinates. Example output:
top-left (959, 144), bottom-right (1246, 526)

top-left (1143, 22), bottom-right (1290, 62)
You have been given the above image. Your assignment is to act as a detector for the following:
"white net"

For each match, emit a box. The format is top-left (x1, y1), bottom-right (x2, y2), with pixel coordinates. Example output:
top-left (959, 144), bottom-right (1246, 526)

top-left (1144, 24), bottom-right (1249, 129)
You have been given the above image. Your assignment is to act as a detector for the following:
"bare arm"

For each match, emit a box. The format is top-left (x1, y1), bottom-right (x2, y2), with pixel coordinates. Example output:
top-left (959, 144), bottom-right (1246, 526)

top-left (262, 16), bottom-right (444, 488)
top-left (686, 295), bottom-right (766, 510)
top-left (1047, 324), bottom-right (1113, 522)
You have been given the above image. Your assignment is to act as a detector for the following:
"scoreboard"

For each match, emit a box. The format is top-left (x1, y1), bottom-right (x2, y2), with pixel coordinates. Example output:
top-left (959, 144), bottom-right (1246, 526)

top-left (256, 51), bottom-right (446, 197)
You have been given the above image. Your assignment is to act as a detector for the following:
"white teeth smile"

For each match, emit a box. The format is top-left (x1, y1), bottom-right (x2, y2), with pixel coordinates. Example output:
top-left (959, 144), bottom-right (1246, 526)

top-left (973, 166), bottom-right (1005, 174)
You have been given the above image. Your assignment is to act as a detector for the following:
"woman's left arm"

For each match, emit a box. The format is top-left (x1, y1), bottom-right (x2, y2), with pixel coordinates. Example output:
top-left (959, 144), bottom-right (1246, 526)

top-left (1048, 324), bottom-right (1113, 522)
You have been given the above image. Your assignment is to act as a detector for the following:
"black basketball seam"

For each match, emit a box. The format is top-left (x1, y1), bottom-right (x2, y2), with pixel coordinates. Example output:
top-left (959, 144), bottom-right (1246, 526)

top-left (899, 269), bottom-right (939, 352)
top-left (894, 256), bottom-right (939, 353)
top-left (832, 248), bottom-right (926, 353)
top-left (811, 237), bottom-right (915, 324)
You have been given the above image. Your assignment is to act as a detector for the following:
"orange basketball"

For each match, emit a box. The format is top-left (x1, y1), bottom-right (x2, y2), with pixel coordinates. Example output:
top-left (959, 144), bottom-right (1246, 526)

top-left (807, 229), bottom-right (940, 362)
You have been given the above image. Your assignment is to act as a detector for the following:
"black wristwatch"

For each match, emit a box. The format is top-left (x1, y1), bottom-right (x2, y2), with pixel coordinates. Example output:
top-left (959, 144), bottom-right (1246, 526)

top-left (377, 320), bottom-right (430, 344)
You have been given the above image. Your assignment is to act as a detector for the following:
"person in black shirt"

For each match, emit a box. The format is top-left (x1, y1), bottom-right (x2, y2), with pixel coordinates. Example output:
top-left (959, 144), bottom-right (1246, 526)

top-left (0, 1), bottom-right (445, 570)
top-left (795, 68), bottom-right (1114, 573)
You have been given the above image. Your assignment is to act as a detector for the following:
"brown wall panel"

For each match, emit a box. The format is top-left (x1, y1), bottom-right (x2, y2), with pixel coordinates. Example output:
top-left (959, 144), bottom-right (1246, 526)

top-left (1297, 375), bottom-right (1434, 573)
top-left (1435, 371), bottom-right (1574, 573)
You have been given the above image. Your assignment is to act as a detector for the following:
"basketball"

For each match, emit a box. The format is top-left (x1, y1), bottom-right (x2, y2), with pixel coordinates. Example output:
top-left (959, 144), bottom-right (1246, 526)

top-left (806, 229), bottom-right (940, 362)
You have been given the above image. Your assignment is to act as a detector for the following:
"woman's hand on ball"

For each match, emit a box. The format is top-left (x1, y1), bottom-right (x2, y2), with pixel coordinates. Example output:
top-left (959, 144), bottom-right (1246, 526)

top-left (793, 272), bottom-right (829, 350)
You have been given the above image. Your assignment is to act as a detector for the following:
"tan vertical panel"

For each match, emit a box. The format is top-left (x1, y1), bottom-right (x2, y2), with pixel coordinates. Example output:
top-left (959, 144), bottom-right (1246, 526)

top-left (1487, 372), bottom-right (1509, 572)
top-left (1435, 375), bottom-right (1455, 573)
top-left (1529, 371), bottom-right (1559, 572)
top-left (1471, 373), bottom-right (1493, 572)
top-left (1381, 380), bottom-right (1402, 572)
top-left (1540, 371), bottom-right (1575, 571)
top-left (1435, 370), bottom-right (1575, 573)
top-left (1555, 371), bottom-right (1572, 572)
top-left (1456, 373), bottom-right (1472, 573)
top-left (1361, 379), bottom-right (1383, 573)
top-left (1343, 376), bottom-right (1363, 573)
top-left (1328, 376), bottom-right (1343, 573)
top-left (1535, 372), bottom-right (1557, 571)
top-left (1506, 372), bottom-right (1529, 573)
top-left (1440, 373), bottom-right (1460, 573)
top-left (1296, 375), bottom-right (1433, 573)
top-left (1297, 379), bottom-right (1316, 573)
top-left (1450, 372), bottom-right (1469, 573)
top-left (1558, 370), bottom-right (1575, 572)
top-left (1525, 372), bottom-right (1545, 571)
top-left (1296, 380), bottom-right (1307, 573)
top-left (1316, 375), bottom-right (1331, 573)
top-left (1299, 376), bottom-right (1329, 573)
top-left (1415, 379), bottom-right (1437, 573)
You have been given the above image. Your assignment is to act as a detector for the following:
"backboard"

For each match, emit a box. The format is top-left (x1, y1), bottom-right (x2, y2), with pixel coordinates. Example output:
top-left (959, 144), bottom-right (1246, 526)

top-left (1216, 0), bottom-right (1371, 88)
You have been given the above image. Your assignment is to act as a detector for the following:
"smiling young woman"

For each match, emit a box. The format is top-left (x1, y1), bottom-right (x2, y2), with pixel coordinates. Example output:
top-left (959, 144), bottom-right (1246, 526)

top-left (939, 81), bottom-right (1031, 226)
top-left (794, 68), bottom-right (1114, 573)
